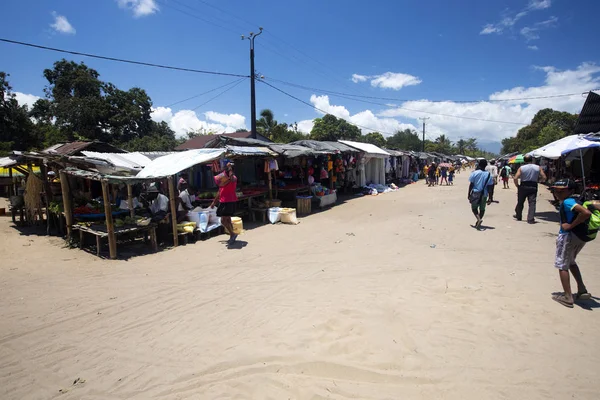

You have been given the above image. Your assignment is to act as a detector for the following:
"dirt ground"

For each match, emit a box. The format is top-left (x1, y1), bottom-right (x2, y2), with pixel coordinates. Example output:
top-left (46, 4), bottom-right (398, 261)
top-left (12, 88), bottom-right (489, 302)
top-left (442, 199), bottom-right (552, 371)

top-left (1, 171), bottom-right (599, 400)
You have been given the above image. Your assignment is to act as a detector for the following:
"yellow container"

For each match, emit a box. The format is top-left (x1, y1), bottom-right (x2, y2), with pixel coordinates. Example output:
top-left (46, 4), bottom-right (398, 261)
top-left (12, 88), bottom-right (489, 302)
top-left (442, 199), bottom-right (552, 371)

top-left (224, 216), bottom-right (243, 235)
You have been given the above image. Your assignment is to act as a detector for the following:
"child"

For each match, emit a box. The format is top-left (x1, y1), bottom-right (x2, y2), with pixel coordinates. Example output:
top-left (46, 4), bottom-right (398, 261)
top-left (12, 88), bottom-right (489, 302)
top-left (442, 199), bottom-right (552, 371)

top-left (551, 179), bottom-right (592, 308)
top-left (448, 168), bottom-right (455, 185)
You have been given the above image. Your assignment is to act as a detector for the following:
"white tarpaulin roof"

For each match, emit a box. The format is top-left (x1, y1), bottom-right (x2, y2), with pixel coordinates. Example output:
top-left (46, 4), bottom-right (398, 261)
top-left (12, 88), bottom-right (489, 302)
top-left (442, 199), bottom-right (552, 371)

top-left (0, 157), bottom-right (18, 168)
top-left (136, 149), bottom-right (225, 178)
top-left (528, 134), bottom-right (600, 159)
top-left (338, 140), bottom-right (390, 158)
top-left (82, 151), bottom-right (152, 170)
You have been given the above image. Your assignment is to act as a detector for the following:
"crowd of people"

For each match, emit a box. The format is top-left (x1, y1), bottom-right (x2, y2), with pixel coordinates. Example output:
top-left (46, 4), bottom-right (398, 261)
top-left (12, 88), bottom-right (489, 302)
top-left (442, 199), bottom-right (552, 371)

top-left (465, 156), bottom-right (597, 309)
top-left (423, 162), bottom-right (460, 187)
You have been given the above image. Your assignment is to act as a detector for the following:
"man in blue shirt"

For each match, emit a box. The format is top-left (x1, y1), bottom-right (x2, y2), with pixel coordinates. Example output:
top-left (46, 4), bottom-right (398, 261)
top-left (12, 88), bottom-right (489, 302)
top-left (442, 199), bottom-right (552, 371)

top-left (468, 159), bottom-right (492, 230)
top-left (552, 179), bottom-right (592, 308)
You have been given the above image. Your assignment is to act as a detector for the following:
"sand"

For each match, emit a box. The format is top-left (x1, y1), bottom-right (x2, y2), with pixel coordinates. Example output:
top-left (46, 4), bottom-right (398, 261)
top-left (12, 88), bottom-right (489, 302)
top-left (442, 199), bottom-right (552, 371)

top-left (1, 171), bottom-right (599, 399)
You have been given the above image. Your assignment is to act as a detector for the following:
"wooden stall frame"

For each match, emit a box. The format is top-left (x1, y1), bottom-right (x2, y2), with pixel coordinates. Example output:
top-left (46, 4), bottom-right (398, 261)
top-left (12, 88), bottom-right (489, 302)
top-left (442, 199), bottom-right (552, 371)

top-left (101, 179), bottom-right (118, 259)
top-left (168, 175), bottom-right (179, 247)
top-left (59, 171), bottom-right (74, 241)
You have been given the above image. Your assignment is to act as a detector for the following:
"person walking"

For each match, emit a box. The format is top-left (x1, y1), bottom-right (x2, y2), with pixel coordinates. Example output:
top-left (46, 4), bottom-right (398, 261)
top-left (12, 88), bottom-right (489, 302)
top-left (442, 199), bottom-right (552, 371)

top-left (423, 164), bottom-right (429, 185)
top-left (485, 160), bottom-right (499, 204)
top-left (500, 163), bottom-right (511, 189)
top-left (440, 166), bottom-right (448, 185)
top-left (513, 155), bottom-right (547, 224)
top-left (428, 163), bottom-right (437, 187)
top-left (551, 179), bottom-right (592, 308)
top-left (468, 159), bottom-right (492, 230)
top-left (448, 166), bottom-right (455, 185)
top-left (211, 162), bottom-right (239, 246)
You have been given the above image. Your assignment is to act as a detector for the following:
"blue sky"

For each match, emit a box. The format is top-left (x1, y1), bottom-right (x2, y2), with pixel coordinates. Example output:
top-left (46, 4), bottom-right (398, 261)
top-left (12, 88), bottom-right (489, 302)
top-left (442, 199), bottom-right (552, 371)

top-left (2, 0), bottom-right (599, 152)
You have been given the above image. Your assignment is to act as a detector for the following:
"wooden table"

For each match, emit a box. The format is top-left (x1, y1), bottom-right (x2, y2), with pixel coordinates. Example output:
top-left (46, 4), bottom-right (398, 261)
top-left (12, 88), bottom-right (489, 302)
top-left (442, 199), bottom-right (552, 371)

top-left (276, 184), bottom-right (310, 199)
top-left (72, 223), bottom-right (157, 257)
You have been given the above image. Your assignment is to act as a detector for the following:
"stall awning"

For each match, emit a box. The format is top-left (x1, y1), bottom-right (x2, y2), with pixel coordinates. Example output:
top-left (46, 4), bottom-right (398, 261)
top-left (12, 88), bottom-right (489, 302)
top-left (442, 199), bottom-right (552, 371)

top-left (268, 144), bottom-right (327, 158)
top-left (136, 149), bottom-right (225, 178)
top-left (289, 140), bottom-right (355, 154)
top-left (62, 167), bottom-right (159, 184)
top-left (338, 140), bottom-right (390, 158)
top-left (0, 157), bottom-right (18, 168)
top-left (224, 145), bottom-right (278, 157)
top-left (528, 134), bottom-right (600, 159)
top-left (82, 151), bottom-right (152, 170)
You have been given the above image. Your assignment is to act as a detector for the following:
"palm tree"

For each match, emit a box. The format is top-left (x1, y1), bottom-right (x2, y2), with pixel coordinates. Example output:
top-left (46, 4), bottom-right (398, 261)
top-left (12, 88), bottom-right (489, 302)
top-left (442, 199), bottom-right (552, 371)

top-left (456, 139), bottom-right (467, 154)
top-left (257, 109), bottom-right (277, 138)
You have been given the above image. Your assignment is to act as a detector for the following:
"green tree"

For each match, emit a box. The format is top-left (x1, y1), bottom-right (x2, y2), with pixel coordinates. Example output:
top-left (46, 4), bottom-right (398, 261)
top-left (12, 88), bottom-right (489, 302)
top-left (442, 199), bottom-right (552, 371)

top-left (256, 109), bottom-right (278, 139)
top-left (122, 121), bottom-right (180, 151)
top-left (0, 72), bottom-right (42, 154)
top-left (310, 114), bottom-right (362, 141)
top-left (456, 139), bottom-right (467, 154)
top-left (104, 84), bottom-right (153, 143)
top-left (386, 129), bottom-right (422, 151)
top-left (269, 122), bottom-right (308, 143)
top-left (361, 132), bottom-right (386, 148)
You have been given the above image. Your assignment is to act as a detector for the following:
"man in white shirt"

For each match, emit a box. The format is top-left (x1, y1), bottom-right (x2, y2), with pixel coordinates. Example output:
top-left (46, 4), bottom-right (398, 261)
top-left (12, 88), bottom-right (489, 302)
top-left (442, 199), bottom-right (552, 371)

top-left (142, 183), bottom-right (169, 222)
top-left (485, 159), bottom-right (499, 205)
top-left (177, 181), bottom-right (193, 222)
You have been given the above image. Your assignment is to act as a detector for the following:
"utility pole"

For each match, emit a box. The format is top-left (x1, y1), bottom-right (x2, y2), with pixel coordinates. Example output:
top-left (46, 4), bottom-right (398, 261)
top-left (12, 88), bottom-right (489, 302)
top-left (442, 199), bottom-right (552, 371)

top-left (242, 27), bottom-right (263, 139)
top-left (419, 117), bottom-right (430, 152)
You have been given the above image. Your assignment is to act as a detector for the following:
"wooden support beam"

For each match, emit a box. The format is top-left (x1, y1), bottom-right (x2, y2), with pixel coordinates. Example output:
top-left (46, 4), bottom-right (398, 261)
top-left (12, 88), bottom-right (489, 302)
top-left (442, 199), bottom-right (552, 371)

top-left (168, 176), bottom-right (178, 247)
top-left (127, 184), bottom-right (135, 219)
top-left (59, 171), bottom-right (74, 240)
top-left (40, 164), bottom-right (52, 235)
top-left (101, 179), bottom-right (117, 259)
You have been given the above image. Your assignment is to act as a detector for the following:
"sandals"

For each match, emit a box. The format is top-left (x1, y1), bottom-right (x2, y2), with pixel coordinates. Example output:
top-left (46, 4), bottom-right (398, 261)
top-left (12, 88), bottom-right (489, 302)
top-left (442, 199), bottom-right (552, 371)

top-left (552, 294), bottom-right (574, 308)
top-left (575, 291), bottom-right (592, 301)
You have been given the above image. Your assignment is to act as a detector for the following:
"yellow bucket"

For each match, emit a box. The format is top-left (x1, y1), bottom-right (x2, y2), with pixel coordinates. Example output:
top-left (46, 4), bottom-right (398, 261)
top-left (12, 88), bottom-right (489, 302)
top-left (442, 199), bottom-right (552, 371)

top-left (224, 216), bottom-right (243, 235)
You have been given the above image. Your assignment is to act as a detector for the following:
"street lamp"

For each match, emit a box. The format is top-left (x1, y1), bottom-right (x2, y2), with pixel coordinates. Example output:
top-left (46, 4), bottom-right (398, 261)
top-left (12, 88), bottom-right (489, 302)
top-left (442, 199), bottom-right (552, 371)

top-left (242, 27), bottom-right (263, 139)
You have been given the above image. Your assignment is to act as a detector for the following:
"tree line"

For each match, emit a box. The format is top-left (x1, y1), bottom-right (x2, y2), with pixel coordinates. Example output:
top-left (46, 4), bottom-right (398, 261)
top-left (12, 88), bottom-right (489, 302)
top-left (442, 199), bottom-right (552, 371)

top-left (500, 108), bottom-right (578, 155)
top-left (2, 58), bottom-right (494, 158)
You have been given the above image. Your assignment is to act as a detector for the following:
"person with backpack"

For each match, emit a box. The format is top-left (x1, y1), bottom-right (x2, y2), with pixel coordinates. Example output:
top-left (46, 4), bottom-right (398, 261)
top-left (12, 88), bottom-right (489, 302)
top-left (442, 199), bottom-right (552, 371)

top-left (551, 179), bottom-right (595, 308)
top-left (500, 163), bottom-right (511, 189)
top-left (468, 159), bottom-right (492, 230)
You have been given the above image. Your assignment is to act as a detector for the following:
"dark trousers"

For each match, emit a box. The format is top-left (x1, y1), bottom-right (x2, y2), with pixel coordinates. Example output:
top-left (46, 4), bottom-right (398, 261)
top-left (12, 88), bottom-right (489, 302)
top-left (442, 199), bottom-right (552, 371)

top-left (487, 184), bottom-right (495, 201)
top-left (515, 183), bottom-right (537, 222)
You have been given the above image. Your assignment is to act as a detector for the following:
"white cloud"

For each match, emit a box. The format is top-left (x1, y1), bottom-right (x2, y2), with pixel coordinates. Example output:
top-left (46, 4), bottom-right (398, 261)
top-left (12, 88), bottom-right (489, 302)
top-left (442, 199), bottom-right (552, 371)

top-left (370, 72), bottom-right (422, 90)
top-left (480, 0), bottom-right (552, 36)
top-left (528, 45), bottom-right (539, 51)
top-left (117, 0), bottom-right (159, 18)
top-left (351, 72), bottom-right (422, 91)
top-left (297, 120), bottom-right (314, 134)
top-left (307, 95), bottom-right (416, 136)
top-left (204, 111), bottom-right (245, 129)
top-left (379, 63), bottom-right (599, 144)
top-left (13, 92), bottom-right (41, 108)
top-left (351, 74), bottom-right (368, 83)
top-left (520, 16), bottom-right (558, 41)
top-left (529, 0), bottom-right (552, 10)
top-left (50, 12), bottom-right (76, 35)
top-left (151, 107), bottom-right (246, 137)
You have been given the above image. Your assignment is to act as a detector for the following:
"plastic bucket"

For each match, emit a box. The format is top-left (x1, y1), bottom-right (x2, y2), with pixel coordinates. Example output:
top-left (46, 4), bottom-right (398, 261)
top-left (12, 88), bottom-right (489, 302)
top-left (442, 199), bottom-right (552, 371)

top-left (268, 207), bottom-right (281, 224)
top-left (224, 216), bottom-right (243, 235)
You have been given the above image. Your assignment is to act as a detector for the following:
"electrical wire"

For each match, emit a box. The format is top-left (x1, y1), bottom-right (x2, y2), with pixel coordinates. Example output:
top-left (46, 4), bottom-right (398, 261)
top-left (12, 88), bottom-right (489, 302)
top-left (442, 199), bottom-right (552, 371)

top-left (0, 38), bottom-right (248, 78)
top-left (155, 0), bottom-right (244, 36)
top-left (191, 78), bottom-right (246, 111)
top-left (166, 78), bottom-right (247, 108)
top-left (264, 77), bottom-right (593, 104)
top-left (259, 80), bottom-right (397, 135)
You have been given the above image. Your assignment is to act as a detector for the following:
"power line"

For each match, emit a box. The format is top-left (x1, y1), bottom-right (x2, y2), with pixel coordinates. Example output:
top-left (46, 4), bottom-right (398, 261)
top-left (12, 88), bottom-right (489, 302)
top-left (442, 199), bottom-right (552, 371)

top-left (155, 0), bottom-right (244, 36)
top-left (259, 80), bottom-right (397, 135)
top-left (265, 77), bottom-right (592, 104)
top-left (166, 78), bottom-right (247, 108)
top-left (0, 38), bottom-right (248, 78)
top-left (263, 78), bottom-right (528, 125)
top-left (192, 78), bottom-right (246, 111)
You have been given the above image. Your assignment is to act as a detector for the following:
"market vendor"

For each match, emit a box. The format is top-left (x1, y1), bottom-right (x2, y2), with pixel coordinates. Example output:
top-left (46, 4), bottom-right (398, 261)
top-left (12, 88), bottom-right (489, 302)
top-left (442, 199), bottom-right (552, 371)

top-left (141, 183), bottom-right (169, 222)
top-left (210, 162), bottom-right (238, 245)
top-left (177, 181), bottom-right (193, 222)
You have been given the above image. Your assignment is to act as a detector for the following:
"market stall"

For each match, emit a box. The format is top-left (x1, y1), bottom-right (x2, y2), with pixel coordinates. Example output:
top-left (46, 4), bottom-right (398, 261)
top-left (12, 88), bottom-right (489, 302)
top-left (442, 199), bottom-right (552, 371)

top-left (338, 140), bottom-right (390, 186)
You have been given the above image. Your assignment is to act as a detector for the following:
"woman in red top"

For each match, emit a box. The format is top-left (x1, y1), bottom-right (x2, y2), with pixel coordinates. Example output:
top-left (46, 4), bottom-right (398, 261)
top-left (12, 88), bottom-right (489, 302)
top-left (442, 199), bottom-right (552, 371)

top-left (211, 162), bottom-right (238, 244)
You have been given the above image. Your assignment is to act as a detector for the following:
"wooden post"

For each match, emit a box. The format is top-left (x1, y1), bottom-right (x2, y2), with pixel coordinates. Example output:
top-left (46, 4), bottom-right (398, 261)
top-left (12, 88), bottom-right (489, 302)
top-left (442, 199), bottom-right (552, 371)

top-left (59, 171), bottom-right (74, 240)
top-left (101, 179), bottom-right (117, 259)
top-left (267, 171), bottom-right (273, 200)
top-left (127, 184), bottom-right (135, 219)
top-left (168, 176), bottom-right (179, 247)
top-left (8, 167), bottom-right (14, 196)
top-left (40, 164), bottom-right (52, 235)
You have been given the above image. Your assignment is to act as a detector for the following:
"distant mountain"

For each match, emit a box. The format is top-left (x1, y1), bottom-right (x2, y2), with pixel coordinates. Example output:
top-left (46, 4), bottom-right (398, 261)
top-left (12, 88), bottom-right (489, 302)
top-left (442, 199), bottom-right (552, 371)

top-left (478, 141), bottom-right (502, 155)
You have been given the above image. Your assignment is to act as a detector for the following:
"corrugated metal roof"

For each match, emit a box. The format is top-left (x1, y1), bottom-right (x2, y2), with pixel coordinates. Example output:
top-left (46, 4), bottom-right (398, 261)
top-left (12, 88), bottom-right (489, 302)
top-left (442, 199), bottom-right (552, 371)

top-left (42, 141), bottom-right (125, 155)
top-left (175, 132), bottom-right (271, 150)
top-left (574, 91), bottom-right (600, 135)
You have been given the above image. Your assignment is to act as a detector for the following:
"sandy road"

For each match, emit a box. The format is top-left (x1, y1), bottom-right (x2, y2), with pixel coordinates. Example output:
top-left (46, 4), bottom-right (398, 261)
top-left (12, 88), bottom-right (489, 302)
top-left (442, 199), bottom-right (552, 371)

top-left (1, 171), bottom-right (599, 399)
